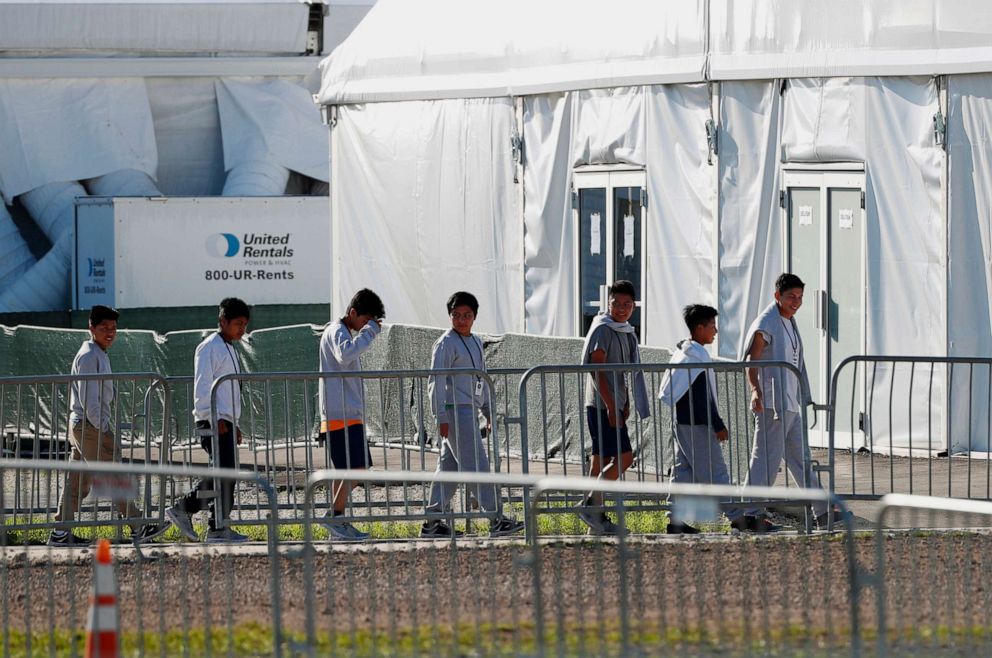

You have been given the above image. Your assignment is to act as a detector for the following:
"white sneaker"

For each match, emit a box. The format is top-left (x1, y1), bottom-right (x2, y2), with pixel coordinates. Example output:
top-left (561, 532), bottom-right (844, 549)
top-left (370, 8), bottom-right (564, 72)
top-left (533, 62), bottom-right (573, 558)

top-left (321, 515), bottom-right (369, 541)
top-left (205, 527), bottom-right (250, 543)
top-left (166, 506), bottom-right (198, 542)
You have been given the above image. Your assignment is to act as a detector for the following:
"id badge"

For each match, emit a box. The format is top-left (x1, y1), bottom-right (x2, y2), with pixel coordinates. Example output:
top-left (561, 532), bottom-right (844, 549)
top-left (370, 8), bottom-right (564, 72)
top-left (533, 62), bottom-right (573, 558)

top-left (475, 379), bottom-right (485, 396)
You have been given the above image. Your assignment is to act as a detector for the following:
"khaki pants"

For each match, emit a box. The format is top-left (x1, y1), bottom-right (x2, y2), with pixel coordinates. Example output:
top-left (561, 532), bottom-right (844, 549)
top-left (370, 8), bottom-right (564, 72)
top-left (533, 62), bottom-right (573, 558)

top-left (55, 421), bottom-right (140, 529)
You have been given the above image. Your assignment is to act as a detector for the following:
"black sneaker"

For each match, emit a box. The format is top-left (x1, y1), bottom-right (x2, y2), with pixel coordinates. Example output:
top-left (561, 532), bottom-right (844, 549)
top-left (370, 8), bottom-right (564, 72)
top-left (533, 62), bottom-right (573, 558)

top-left (730, 515), bottom-right (782, 533)
top-left (666, 522), bottom-right (701, 535)
top-left (47, 530), bottom-right (89, 547)
top-left (489, 516), bottom-right (525, 537)
top-left (132, 523), bottom-right (170, 545)
top-left (420, 520), bottom-right (464, 539)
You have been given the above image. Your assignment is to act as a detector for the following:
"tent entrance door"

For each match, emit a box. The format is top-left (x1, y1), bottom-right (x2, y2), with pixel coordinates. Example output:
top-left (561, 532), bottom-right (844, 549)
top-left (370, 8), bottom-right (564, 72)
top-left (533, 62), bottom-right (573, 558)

top-left (783, 170), bottom-right (866, 450)
top-left (573, 169), bottom-right (647, 340)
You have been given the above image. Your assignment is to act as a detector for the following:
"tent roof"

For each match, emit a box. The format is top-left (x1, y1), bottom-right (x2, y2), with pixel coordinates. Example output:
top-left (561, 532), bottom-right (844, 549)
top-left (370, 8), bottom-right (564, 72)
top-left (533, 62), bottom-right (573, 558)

top-left (318, 0), bottom-right (992, 105)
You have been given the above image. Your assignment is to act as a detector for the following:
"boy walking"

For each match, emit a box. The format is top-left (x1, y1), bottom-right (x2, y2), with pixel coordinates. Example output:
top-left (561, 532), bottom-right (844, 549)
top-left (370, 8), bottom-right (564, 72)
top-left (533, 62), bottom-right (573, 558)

top-left (50, 305), bottom-right (170, 546)
top-left (578, 280), bottom-right (651, 535)
top-left (167, 298), bottom-right (251, 543)
top-left (422, 291), bottom-right (524, 539)
top-left (658, 305), bottom-right (739, 534)
top-left (317, 288), bottom-right (385, 541)
top-left (738, 273), bottom-right (831, 531)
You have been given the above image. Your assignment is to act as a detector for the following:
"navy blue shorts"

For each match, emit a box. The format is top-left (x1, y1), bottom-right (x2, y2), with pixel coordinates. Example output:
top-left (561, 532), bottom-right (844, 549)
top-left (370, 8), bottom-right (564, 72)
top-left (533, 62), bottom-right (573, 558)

top-left (586, 407), bottom-right (632, 459)
top-left (320, 424), bottom-right (373, 470)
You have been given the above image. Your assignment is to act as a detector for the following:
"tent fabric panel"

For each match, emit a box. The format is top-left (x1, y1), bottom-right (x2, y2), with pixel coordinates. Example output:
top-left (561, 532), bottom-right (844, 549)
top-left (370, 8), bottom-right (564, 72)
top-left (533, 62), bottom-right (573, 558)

top-left (334, 99), bottom-right (523, 334)
top-left (643, 83), bottom-right (715, 348)
top-left (215, 78), bottom-right (329, 182)
top-left (318, 0), bottom-right (707, 104)
top-left (522, 93), bottom-right (576, 337)
top-left (947, 74), bottom-right (992, 451)
top-left (782, 78), bottom-right (867, 163)
top-left (0, 78), bottom-right (158, 203)
top-left (710, 0), bottom-right (992, 79)
top-left (0, 2), bottom-right (310, 55)
top-left (716, 80), bottom-right (784, 359)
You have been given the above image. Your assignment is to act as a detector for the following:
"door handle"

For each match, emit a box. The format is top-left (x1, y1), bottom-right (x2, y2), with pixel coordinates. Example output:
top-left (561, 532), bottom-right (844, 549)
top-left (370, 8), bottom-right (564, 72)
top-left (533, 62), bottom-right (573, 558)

top-left (813, 289), bottom-right (828, 332)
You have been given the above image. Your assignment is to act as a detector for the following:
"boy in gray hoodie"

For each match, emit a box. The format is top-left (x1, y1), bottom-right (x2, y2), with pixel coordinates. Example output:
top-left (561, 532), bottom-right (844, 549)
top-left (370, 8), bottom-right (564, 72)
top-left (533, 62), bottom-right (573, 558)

top-left (739, 273), bottom-right (832, 531)
top-left (318, 288), bottom-right (384, 541)
top-left (421, 291), bottom-right (524, 539)
top-left (578, 280), bottom-right (650, 535)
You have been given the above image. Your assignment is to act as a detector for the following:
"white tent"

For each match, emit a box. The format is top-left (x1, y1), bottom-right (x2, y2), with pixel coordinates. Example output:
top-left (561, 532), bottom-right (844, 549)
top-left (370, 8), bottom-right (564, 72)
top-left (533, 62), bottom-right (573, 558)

top-left (320, 0), bottom-right (991, 452)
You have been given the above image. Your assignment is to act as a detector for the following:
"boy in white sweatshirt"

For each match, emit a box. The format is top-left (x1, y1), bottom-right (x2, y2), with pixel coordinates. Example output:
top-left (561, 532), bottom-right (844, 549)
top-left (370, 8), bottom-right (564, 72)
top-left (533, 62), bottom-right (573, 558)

top-left (658, 304), bottom-right (737, 534)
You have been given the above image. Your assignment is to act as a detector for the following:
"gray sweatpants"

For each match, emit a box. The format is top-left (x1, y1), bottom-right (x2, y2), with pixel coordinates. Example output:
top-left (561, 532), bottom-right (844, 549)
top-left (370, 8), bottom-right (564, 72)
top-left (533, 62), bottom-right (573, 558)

top-left (671, 424), bottom-right (738, 521)
top-left (743, 409), bottom-right (827, 516)
top-left (426, 406), bottom-right (500, 517)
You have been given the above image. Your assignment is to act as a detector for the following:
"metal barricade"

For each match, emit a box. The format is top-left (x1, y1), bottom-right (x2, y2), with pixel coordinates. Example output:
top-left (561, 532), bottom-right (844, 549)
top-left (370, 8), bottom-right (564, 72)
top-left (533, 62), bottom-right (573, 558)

top-left (0, 373), bottom-right (171, 521)
top-left (827, 356), bottom-right (992, 500)
top-left (0, 459), bottom-right (284, 658)
top-left (208, 369), bottom-right (517, 528)
top-left (868, 494), bottom-right (992, 656)
top-left (514, 361), bottom-right (828, 526)
top-left (529, 477), bottom-right (861, 658)
top-left (297, 469), bottom-right (538, 657)
top-left (295, 470), bottom-right (861, 657)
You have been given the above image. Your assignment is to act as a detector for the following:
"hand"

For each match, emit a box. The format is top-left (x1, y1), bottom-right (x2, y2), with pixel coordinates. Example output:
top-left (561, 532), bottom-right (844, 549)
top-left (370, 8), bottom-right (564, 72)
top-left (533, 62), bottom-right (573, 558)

top-left (716, 428), bottom-right (729, 442)
top-left (750, 389), bottom-right (763, 414)
top-left (439, 422), bottom-right (449, 439)
top-left (236, 427), bottom-right (243, 446)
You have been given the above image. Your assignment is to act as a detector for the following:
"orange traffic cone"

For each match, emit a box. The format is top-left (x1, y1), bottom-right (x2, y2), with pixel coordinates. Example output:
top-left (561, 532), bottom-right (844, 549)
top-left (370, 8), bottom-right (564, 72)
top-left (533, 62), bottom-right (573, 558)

top-left (85, 539), bottom-right (119, 658)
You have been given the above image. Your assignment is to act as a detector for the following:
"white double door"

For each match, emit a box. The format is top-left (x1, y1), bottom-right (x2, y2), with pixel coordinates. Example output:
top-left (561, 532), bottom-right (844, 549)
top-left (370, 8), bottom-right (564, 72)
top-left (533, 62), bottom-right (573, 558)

top-left (783, 170), bottom-right (866, 449)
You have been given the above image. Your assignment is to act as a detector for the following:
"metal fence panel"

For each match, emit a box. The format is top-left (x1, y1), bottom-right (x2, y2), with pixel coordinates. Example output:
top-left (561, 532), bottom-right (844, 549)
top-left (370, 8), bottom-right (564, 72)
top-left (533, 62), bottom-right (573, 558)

top-left (828, 356), bottom-right (992, 500)
top-left (868, 494), bottom-right (992, 656)
top-left (0, 459), bottom-right (284, 658)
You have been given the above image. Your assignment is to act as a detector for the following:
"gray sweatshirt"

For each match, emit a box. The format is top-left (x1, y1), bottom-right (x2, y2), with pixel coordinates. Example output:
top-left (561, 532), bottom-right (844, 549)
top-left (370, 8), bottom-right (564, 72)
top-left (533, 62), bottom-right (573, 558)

top-left (742, 302), bottom-right (813, 413)
top-left (429, 329), bottom-right (490, 424)
top-left (69, 340), bottom-right (114, 431)
top-left (319, 318), bottom-right (381, 423)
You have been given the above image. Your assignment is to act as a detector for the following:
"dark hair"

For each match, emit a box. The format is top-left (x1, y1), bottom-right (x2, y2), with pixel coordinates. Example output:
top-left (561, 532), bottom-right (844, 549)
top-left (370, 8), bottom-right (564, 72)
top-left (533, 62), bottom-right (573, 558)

top-left (683, 304), bottom-right (718, 331)
top-left (218, 297), bottom-right (251, 322)
top-left (775, 273), bottom-right (805, 295)
top-left (446, 291), bottom-right (479, 316)
top-left (347, 288), bottom-right (385, 320)
top-left (608, 280), bottom-right (636, 300)
top-left (89, 305), bottom-right (119, 326)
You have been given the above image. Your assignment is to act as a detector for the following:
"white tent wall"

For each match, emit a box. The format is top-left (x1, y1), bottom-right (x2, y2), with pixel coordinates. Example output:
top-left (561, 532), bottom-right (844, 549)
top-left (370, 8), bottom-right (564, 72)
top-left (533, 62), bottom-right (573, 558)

top-left (333, 98), bottom-right (522, 333)
top-left (522, 93), bottom-right (576, 337)
top-left (644, 83), bottom-right (715, 346)
top-left (717, 81), bottom-right (784, 359)
top-left (948, 74), bottom-right (992, 453)
top-left (777, 76), bottom-right (945, 451)
top-left (864, 77), bottom-right (945, 451)
top-left (521, 84), bottom-right (714, 346)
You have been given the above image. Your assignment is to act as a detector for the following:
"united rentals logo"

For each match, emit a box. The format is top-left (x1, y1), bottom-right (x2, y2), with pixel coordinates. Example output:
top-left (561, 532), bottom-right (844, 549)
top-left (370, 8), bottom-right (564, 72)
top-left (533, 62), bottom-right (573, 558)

top-left (205, 233), bottom-right (241, 258)
top-left (205, 233), bottom-right (294, 258)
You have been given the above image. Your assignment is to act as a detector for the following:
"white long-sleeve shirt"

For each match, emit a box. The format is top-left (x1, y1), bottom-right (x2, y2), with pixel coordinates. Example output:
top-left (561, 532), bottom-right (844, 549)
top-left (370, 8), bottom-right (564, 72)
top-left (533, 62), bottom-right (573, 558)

top-left (193, 332), bottom-right (242, 424)
top-left (69, 340), bottom-right (115, 431)
top-left (319, 319), bottom-right (380, 423)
